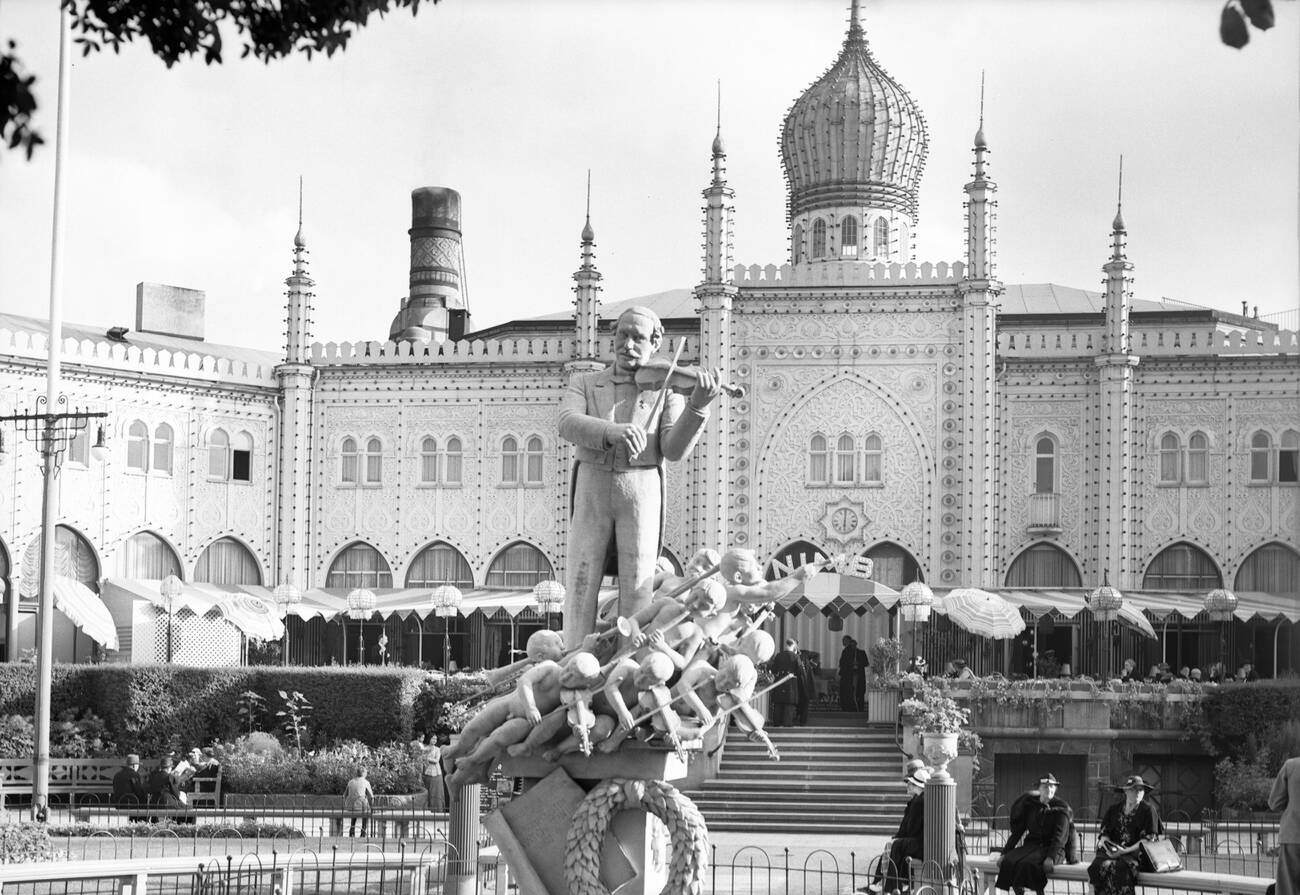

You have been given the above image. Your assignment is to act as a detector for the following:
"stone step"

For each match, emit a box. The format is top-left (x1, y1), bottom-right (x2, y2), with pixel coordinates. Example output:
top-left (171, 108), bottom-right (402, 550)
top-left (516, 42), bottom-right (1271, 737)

top-left (692, 791), bottom-right (909, 807)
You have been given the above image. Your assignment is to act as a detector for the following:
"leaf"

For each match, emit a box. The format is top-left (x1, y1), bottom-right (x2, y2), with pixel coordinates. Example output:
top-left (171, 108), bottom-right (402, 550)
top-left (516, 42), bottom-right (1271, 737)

top-left (1220, 4), bottom-right (1250, 47)
top-left (278, 690), bottom-right (288, 699)
top-left (1240, 0), bottom-right (1275, 29)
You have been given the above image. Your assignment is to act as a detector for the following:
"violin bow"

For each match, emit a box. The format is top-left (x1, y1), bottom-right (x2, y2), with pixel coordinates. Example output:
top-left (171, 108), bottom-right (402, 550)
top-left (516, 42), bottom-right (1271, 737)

top-left (644, 337), bottom-right (686, 439)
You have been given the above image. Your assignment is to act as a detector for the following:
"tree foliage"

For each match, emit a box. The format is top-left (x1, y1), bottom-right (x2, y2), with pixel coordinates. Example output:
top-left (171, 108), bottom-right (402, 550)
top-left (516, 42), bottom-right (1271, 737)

top-left (2, 0), bottom-right (433, 161)
top-left (1220, 0), bottom-right (1289, 48)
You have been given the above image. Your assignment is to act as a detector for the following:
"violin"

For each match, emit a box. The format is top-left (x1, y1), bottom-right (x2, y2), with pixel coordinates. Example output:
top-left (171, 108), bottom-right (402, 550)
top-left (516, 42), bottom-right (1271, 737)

top-left (633, 358), bottom-right (746, 398)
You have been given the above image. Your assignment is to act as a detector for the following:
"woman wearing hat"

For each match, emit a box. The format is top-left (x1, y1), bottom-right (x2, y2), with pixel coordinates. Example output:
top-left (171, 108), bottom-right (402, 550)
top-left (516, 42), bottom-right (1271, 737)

top-left (1087, 775), bottom-right (1162, 895)
top-left (866, 764), bottom-right (931, 895)
top-left (995, 773), bottom-right (1073, 895)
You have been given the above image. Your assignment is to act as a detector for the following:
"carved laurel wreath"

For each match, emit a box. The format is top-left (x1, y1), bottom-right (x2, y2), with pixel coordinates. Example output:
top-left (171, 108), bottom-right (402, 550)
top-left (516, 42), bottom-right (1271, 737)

top-left (563, 778), bottom-right (709, 895)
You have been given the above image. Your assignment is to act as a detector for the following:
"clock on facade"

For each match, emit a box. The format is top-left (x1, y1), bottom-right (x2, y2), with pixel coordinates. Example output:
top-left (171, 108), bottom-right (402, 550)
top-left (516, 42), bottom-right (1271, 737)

top-left (831, 507), bottom-right (859, 534)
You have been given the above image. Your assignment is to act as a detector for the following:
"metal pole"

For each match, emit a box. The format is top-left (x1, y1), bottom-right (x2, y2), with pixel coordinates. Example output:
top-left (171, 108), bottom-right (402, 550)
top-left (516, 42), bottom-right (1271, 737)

top-left (356, 619), bottom-right (364, 666)
top-left (33, 4), bottom-right (73, 821)
top-left (443, 614), bottom-right (450, 672)
top-left (166, 610), bottom-right (173, 663)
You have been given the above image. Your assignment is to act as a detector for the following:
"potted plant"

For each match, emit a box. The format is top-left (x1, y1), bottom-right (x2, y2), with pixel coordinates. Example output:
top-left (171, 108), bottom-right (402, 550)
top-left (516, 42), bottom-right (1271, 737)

top-left (865, 637), bottom-right (905, 724)
top-left (899, 680), bottom-right (971, 776)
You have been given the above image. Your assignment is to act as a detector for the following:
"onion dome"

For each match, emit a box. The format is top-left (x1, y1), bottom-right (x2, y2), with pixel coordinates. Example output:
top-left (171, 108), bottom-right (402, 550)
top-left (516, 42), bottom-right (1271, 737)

top-left (780, 2), bottom-right (929, 222)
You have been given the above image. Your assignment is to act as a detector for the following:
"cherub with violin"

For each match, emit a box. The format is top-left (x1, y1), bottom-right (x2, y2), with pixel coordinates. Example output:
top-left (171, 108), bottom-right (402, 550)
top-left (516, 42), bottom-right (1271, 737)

top-left (558, 305), bottom-right (742, 647)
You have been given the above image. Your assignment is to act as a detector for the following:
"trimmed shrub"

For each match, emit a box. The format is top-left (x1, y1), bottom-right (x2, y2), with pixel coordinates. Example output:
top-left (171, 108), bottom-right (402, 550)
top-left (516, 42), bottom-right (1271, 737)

top-left (46, 822), bottom-right (303, 839)
top-left (1191, 678), bottom-right (1300, 758)
top-left (413, 673), bottom-right (487, 736)
top-left (1214, 755), bottom-right (1275, 811)
top-left (0, 822), bottom-right (60, 863)
top-left (215, 738), bottom-right (423, 795)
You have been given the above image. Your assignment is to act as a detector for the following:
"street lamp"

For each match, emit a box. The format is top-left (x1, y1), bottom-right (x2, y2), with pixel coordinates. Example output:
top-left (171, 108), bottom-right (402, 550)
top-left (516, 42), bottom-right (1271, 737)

top-left (899, 580), bottom-right (934, 667)
top-left (430, 585), bottom-right (463, 675)
top-left (272, 581), bottom-right (302, 666)
top-left (532, 580), bottom-right (565, 631)
top-left (347, 588), bottom-right (375, 666)
top-left (1204, 587), bottom-right (1237, 678)
top-left (1087, 572), bottom-right (1124, 678)
top-left (159, 574), bottom-right (183, 663)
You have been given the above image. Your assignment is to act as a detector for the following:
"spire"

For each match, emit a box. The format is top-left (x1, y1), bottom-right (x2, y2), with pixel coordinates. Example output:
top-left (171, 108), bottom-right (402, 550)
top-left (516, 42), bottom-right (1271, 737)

top-left (846, 0), bottom-right (864, 44)
top-left (284, 176), bottom-right (314, 364)
top-left (1111, 155), bottom-right (1126, 244)
top-left (293, 176), bottom-right (306, 249)
top-left (711, 80), bottom-right (726, 185)
top-left (974, 71), bottom-right (987, 150)
top-left (1102, 154), bottom-right (1134, 356)
top-left (573, 170), bottom-right (602, 361)
top-left (580, 170), bottom-right (596, 265)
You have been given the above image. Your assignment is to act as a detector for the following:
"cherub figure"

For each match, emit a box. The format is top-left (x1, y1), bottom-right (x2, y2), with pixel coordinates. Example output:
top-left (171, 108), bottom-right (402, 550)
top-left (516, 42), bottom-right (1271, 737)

top-left (718, 548), bottom-right (823, 609)
top-left (506, 652), bottom-right (605, 758)
top-left (596, 652), bottom-right (681, 755)
top-left (674, 654), bottom-right (779, 761)
top-left (477, 629), bottom-right (566, 693)
top-left (652, 548), bottom-right (721, 597)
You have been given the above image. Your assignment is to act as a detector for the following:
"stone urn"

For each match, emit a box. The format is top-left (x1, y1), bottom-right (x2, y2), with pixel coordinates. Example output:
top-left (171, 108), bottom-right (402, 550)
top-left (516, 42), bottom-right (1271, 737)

top-left (921, 731), bottom-right (960, 778)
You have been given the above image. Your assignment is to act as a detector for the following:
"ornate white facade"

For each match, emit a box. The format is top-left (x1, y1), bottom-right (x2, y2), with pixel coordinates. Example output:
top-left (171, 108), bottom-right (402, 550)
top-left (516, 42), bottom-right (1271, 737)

top-left (1, 7), bottom-right (1296, 672)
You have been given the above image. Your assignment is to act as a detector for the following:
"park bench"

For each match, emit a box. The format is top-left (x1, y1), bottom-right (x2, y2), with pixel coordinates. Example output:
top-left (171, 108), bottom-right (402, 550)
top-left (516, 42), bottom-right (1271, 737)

top-left (966, 854), bottom-right (1273, 895)
top-left (70, 804), bottom-right (449, 839)
top-left (0, 757), bottom-right (221, 810)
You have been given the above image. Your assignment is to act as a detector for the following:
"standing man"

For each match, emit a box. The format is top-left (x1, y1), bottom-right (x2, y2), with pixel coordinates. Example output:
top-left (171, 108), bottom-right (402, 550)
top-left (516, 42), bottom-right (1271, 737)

top-left (838, 636), bottom-right (859, 711)
top-left (558, 306), bottom-right (722, 646)
top-left (1271, 754), bottom-right (1300, 895)
top-left (795, 643), bottom-right (818, 725)
top-left (769, 638), bottom-right (803, 727)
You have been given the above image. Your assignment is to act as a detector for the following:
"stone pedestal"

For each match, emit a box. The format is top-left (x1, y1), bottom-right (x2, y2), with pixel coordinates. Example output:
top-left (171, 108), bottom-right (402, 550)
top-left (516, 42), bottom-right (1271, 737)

top-left (447, 782), bottom-right (481, 895)
top-left (923, 771), bottom-right (958, 894)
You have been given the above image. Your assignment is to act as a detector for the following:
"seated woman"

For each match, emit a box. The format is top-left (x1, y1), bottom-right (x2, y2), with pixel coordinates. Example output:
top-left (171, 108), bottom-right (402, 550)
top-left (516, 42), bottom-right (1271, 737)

top-left (945, 659), bottom-right (975, 681)
top-left (1087, 775), bottom-right (1161, 895)
top-left (868, 764), bottom-right (929, 895)
top-left (994, 774), bottom-right (1072, 895)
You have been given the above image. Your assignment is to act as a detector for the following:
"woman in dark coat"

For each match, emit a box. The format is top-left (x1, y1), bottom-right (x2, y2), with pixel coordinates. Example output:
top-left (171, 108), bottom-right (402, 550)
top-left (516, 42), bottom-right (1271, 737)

top-left (995, 774), bottom-right (1073, 895)
top-left (871, 765), bottom-right (930, 894)
top-left (1088, 775), bottom-right (1162, 895)
top-left (768, 638), bottom-right (803, 726)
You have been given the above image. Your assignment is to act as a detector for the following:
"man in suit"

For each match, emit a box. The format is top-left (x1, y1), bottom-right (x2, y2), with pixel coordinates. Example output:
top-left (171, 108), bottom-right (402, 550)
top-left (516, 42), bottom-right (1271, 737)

top-left (558, 306), bottom-right (721, 647)
top-left (1270, 755), bottom-right (1300, 895)
top-left (111, 754), bottom-right (146, 821)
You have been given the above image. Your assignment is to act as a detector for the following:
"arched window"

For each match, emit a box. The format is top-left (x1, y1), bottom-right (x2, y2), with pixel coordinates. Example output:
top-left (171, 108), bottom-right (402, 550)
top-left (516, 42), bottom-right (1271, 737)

top-left (1005, 543), bottom-right (1083, 587)
top-left (872, 218), bottom-right (889, 258)
top-left (863, 433), bottom-right (883, 483)
top-left (232, 431), bottom-right (253, 482)
top-left (445, 436), bottom-right (463, 485)
top-left (363, 437), bottom-right (382, 484)
top-left (1250, 431), bottom-right (1271, 482)
top-left (406, 541), bottom-right (473, 588)
top-left (793, 223), bottom-right (805, 263)
top-left (1235, 542), bottom-right (1300, 595)
top-left (207, 429), bottom-right (229, 479)
top-left (194, 537), bottom-right (262, 585)
top-left (340, 437), bottom-right (358, 484)
top-left (1159, 432), bottom-right (1181, 483)
top-left (811, 219), bottom-right (827, 258)
top-left (326, 541), bottom-right (392, 589)
top-left (834, 434), bottom-right (856, 484)
top-left (67, 427), bottom-right (89, 466)
top-left (808, 434), bottom-right (829, 484)
top-left (840, 216), bottom-right (859, 257)
top-left (1187, 432), bottom-right (1208, 484)
top-left (864, 541), bottom-right (922, 590)
top-left (127, 421), bottom-right (149, 471)
top-left (486, 542), bottom-right (553, 589)
top-left (1034, 436), bottom-right (1056, 494)
top-left (117, 531), bottom-right (182, 579)
top-left (153, 424), bottom-right (173, 475)
top-left (420, 437), bottom-right (438, 484)
top-left (501, 436), bottom-right (519, 484)
top-left (765, 540), bottom-right (829, 580)
top-left (1280, 430), bottom-right (1299, 483)
top-left (525, 436), bottom-right (544, 484)
top-left (1142, 542), bottom-right (1222, 591)
top-left (20, 525), bottom-right (99, 601)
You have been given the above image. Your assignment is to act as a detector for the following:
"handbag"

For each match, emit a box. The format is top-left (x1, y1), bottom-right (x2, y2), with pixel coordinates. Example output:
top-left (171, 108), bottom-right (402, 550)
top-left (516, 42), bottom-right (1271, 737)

top-left (1064, 823), bottom-right (1083, 864)
top-left (1137, 836), bottom-right (1182, 873)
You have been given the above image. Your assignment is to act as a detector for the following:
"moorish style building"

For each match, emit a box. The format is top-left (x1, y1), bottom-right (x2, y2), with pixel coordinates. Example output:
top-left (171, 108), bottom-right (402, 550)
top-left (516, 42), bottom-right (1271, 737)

top-left (1, 5), bottom-right (1296, 686)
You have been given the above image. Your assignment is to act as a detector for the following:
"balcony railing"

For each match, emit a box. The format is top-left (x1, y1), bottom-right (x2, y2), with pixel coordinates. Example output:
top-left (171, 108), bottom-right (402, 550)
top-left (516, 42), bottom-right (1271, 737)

top-left (1027, 491), bottom-right (1061, 533)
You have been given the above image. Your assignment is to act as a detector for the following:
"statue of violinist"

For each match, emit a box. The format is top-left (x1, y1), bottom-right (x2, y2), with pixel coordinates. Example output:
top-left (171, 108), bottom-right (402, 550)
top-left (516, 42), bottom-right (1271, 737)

top-left (558, 306), bottom-right (728, 648)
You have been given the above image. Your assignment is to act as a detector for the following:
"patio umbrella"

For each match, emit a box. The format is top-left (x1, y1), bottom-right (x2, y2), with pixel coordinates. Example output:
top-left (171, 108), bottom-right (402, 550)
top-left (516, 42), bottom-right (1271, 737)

top-left (940, 587), bottom-right (1026, 639)
top-left (51, 576), bottom-right (119, 650)
top-left (1117, 602), bottom-right (1158, 640)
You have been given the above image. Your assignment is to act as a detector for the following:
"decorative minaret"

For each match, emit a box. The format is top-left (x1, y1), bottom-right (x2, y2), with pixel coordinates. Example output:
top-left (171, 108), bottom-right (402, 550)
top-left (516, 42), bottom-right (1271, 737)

top-left (958, 77), bottom-right (1001, 587)
top-left (388, 188), bottom-right (470, 342)
top-left (572, 172), bottom-right (602, 363)
top-left (1094, 158), bottom-right (1140, 588)
top-left (275, 180), bottom-right (316, 591)
top-left (694, 85), bottom-right (738, 550)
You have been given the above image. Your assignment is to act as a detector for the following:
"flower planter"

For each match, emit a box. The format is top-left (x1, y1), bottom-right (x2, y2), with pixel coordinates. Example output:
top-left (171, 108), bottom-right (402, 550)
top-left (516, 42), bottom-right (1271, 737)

top-left (866, 687), bottom-right (901, 725)
top-left (225, 791), bottom-right (428, 810)
top-left (921, 731), bottom-right (960, 776)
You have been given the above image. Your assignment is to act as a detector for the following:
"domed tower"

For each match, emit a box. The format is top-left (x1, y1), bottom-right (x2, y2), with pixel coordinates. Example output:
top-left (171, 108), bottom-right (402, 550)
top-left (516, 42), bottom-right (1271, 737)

top-left (781, 0), bottom-right (929, 265)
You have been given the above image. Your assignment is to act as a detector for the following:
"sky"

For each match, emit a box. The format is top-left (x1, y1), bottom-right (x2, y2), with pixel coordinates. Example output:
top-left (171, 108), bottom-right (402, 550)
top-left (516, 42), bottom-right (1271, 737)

top-left (1, 0), bottom-right (1297, 353)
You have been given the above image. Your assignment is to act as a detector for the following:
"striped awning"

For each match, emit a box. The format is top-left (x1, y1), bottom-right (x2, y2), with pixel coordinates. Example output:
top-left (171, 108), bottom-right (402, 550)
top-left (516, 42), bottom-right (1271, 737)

top-left (778, 572), bottom-right (902, 617)
top-left (993, 588), bottom-right (1300, 625)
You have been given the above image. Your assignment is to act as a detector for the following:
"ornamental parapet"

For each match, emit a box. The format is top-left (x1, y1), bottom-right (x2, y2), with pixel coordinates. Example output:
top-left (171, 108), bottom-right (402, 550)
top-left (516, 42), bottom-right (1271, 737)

top-left (731, 260), bottom-right (966, 286)
top-left (309, 334), bottom-right (699, 367)
top-left (998, 327), bottom-right (1300, 358)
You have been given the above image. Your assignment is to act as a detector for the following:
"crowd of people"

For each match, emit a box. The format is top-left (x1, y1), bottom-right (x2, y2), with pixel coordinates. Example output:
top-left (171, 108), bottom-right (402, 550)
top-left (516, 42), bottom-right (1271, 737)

top-left (1118, 658), bottom-right (1260, 684)
top-left (110, 747), bottom-right (220, 819)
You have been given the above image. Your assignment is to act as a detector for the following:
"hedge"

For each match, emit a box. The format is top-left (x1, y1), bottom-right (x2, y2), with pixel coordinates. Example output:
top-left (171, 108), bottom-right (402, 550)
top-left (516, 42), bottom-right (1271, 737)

top-left (0, 665), bottom-right (425, 753)
top-left (1191, 678), bottom-right (1300, 757)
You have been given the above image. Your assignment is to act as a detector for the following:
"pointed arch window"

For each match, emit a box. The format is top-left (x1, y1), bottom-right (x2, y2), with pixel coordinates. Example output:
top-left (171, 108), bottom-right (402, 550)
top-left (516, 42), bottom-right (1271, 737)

top-left (1005, 543), bottom-right (1083, 587)
top-left (811, 219), bottom-right (827, 258)
top-left (406, 541), bottom-right (474, 589)
top-left (808, 434), bottom-right (829, 484)
top-left (834, 434), bottom-right (856, 484)
top-left (1250, 431), bottom-right (1272, 482)
top-left (360, 437), bottom-right (382, 484)
top-left (326, 541), bottom-right (391, 589)
top-left (194, 536), bottom-right (262, 585)
top-left (486, 542), bottom-right (553, 589)
top-left (1186, 432), bottom-right (1208, 484)
top-left (232, 431), bottom-right (253, 482)
top-left (840, 216), bottom-right (859, 257)
top-left (793, 224), bottom-right (805, 264)
top-left (1280, 430), bottom-right (1299, 483)
top-left (1159, 432), bottom-right (1181, 483)
top-left (1142, 542), bottom-right (1221, 591)
top-left (1235, 542), bottom-right (1300, 594)
top-left (863, 433), bottom-right (883, 483)
top-left (524, 436), bottom-right (544, 484)
top-left (127, 421), bottom-right (149, 471)
top-left (444, 436), bottom-right (464, 485)
top-left (420, 436), bottom-right (438, 484)
top-left (872, 218), bottom-right (890, 258)
top-left (1034, 436), bottom-right (1056, 494)
top-left (340, 437), bottom-right (358, 484)
top-left (864, 541), bottom-right (922, 590)
top-left (207, 428), bottom-right (229, 479)
top-left (153, 424), bottom-right (173, 475)
top-left (501, 436), bottom-right (519, 484)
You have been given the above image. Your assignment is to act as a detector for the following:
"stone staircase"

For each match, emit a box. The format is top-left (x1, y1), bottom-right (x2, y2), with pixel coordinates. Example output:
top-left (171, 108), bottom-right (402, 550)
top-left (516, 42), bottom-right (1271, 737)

top-left (687, 711), bottom-right (911, 835)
